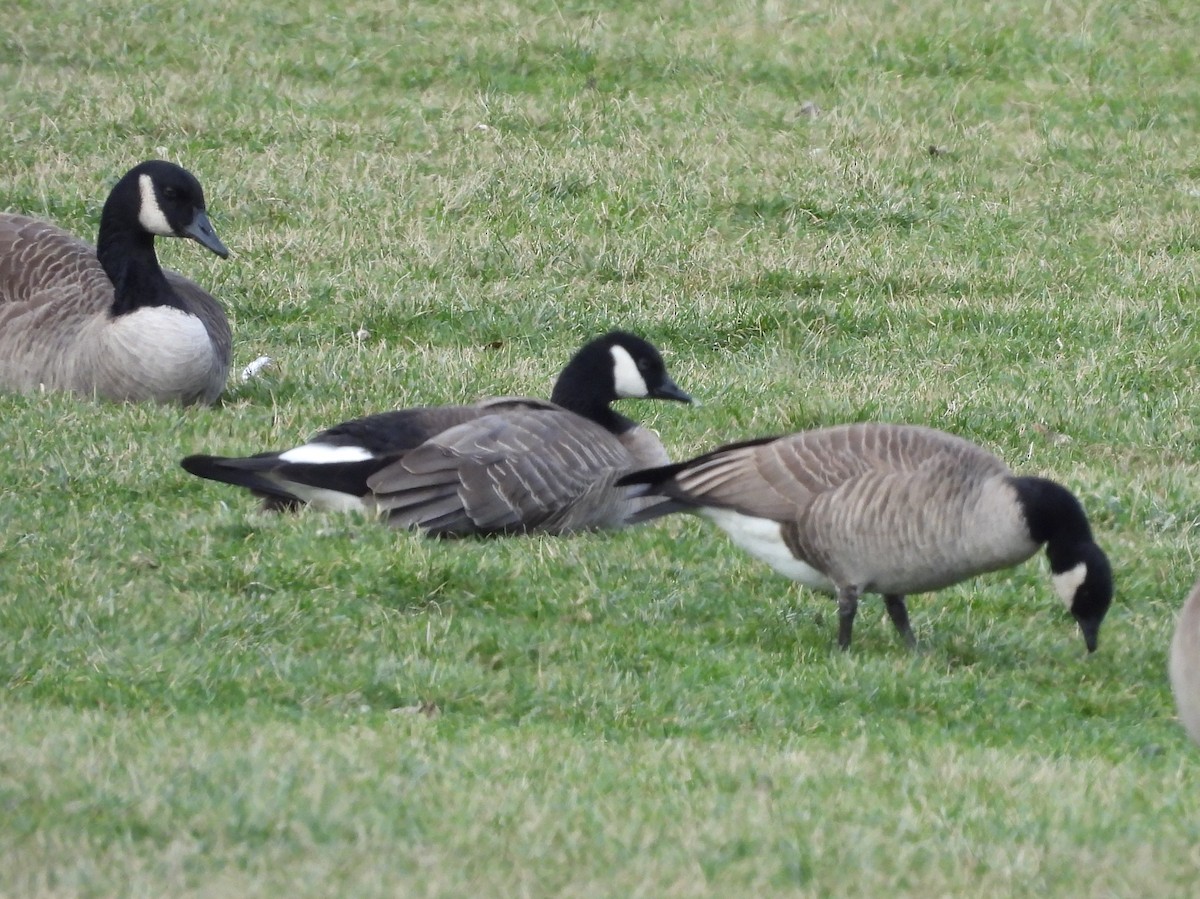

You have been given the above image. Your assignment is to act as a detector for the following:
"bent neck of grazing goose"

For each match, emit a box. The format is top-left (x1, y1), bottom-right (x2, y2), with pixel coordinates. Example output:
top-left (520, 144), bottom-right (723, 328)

top-left (1012, 476), bottom-right (1095, 554)
top-left (1013, 475), bottom-right (1113, 651)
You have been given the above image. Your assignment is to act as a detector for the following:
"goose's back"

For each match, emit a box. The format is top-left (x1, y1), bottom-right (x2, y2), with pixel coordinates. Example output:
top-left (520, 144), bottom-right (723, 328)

top-left (669, 425), bottom-right (1004, 515)
top-left (368, 406), bottom-right (638, 535)
top-left (678, 424), bottom-right (1038, 594)
top-left (314, 397), bottom-right (556, 456)
top-left (0, 216), bottom-right (115, 393)
top-left (0, 215), bottom-right (113, 320)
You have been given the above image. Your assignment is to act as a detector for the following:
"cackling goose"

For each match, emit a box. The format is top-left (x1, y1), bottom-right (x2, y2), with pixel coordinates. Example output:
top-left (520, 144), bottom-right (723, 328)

top-left (620, 423), bottom-right (1113, 651)
top-left (182, 331), bottom-right (693, 536)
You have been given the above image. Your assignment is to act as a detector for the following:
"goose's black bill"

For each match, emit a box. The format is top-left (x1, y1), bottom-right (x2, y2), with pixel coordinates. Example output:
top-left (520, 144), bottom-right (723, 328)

top-left (183, 210), bottom-right (229, 258)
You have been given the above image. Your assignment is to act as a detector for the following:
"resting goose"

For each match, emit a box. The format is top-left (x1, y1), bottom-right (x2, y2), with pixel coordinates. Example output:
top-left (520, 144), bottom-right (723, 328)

top-left (182, 331), bottom-right (693, 536)
top-left (1170, 579), bottom-right (1200, 746)
top-left (0, 160), bottom-right (231, 404)
top-left (620, 423), bottom-right (1113, 651)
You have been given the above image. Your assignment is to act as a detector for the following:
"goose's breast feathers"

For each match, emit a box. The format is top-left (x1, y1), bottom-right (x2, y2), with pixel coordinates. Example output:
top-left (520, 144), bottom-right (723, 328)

top-left (82, 305), bottom-right (224, 403)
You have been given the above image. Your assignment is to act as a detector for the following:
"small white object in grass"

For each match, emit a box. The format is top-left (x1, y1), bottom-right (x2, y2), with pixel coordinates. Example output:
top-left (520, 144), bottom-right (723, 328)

top-left (241, 355), bottom-right (274, 381)
top-left (279, 443), bottom-right (373, 464)
top-left (474, 123), bottom-right (490, 131)
top-left (355, 327), bottom-right (371, 342)
top-left (393, 702), bottom-right (441, 718)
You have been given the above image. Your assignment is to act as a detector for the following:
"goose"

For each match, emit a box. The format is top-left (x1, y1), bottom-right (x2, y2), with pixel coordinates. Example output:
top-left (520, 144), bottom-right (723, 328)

top-left (1169, 579), bottom-right (1200, 746)
top-left (181, 330), bottom-right (693, 536)
top-left (619, 423), bottom-right (1113, 651)
top-left (0, 160), bottom-right (231, 404)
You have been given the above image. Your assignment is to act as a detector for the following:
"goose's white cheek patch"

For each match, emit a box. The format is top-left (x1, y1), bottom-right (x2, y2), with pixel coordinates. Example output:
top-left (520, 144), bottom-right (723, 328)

top-left (137, 174), bottom-right (174, 236)
top-left (1052, 562), bottom-right (1088, 609)
top-left (610, 345), bottom-right (649, 398)
top-left (279, 443), bottom-right (375, 464)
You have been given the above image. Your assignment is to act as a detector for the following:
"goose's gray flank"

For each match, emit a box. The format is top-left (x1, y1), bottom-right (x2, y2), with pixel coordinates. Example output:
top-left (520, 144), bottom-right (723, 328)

top-left (182, 331), bottom-right (692, 536)
top-left (1170, 579), bottom-right (1200, 746)
top-left (0, 160), bottom-right (230, 404)
top-left (619, 423), bottom-right (1113, 652)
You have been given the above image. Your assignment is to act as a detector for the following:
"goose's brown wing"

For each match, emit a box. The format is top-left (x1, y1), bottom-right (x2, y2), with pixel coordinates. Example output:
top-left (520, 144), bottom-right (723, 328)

top-left (660, 423), bottom-right (1010, 521)
top-left (0, 216), bottom-right (111, 319)
top-left (367, 407), bottom-right (635, 536)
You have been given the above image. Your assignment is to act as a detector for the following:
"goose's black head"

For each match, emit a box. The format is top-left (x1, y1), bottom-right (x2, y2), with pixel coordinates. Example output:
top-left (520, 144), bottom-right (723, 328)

top-left (1052, 540), bottom-right (1113, 654)
top-left (102, 160), bottom-right (229, 258)
top-left (550, 331), bottom-right (693, 429)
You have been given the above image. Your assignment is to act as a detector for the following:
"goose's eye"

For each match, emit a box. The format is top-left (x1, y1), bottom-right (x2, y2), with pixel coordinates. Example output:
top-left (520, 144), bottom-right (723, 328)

top-left (161, 186), bottom-right (180, 201)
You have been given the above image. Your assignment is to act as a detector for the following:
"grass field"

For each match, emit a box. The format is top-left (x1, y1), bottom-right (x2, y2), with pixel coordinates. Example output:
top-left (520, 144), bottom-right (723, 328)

top-left (3, 0), bottom-right (1200, 895)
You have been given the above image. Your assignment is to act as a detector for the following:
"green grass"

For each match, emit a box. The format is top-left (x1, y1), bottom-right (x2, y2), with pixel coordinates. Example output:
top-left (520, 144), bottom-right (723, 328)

top-left (3, 0), bottom-right (1200, 894)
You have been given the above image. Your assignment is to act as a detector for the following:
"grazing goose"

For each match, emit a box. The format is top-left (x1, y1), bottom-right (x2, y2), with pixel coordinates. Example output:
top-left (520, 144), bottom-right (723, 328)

top-left (619, 423), bottom-right (1113, 651)
top-left (182, 331), bottom-right (693, 536)
top-left (0, 160), bottom-right (231, 404)
top-left (1169, 579), bottom-right (1200, 746)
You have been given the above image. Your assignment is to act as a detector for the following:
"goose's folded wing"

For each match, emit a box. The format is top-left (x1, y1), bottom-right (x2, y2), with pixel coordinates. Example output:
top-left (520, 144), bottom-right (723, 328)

top-left (651, 440), bottom-right (813, 521)
top-left (164, 270), bottom-right (231, 369)
top-left (366, 409), bottom-right (633, 535)
top-left (662, 425), bottom-right (1011, 519)
top-left (0, 218), bottom-right (110, 317)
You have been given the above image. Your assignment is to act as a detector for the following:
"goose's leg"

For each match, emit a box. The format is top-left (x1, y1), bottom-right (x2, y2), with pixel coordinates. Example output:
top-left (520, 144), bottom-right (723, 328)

top-left (883, 594), bottom-right (917, 648)
top-left (836, 585), bottom-right (860, 650)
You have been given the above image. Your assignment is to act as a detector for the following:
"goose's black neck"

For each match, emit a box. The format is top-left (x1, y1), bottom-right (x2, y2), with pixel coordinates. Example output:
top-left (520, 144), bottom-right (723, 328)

top-left (1012, 476), bottom-right (1095, 567)
top-left (549, 353), bottom-right (633, 436)
top-left (96, 200), bottom-right (179, 318)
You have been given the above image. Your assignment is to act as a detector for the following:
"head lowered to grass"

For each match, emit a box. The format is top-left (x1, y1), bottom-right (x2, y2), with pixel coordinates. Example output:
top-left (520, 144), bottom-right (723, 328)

top-left (183, 330), bottom-right (693, 537)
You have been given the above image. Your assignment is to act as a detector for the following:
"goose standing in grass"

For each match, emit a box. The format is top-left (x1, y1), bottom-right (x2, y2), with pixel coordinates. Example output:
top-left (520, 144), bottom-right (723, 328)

top-left (1169, 579), bottom-right (1200, 746)
top-left (182, 331), bottom-right (693, 536)
top-left (619, 423), bottom-right (1113, 651)
top-left (0, 160), bottom-right (231, 404)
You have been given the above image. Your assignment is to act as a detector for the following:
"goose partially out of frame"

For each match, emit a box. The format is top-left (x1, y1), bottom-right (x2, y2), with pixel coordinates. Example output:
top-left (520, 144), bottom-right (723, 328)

top-left (1170, 578), bottom-right (1200, 746)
